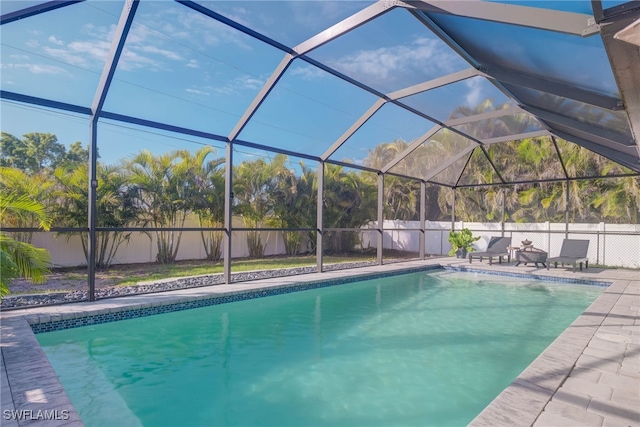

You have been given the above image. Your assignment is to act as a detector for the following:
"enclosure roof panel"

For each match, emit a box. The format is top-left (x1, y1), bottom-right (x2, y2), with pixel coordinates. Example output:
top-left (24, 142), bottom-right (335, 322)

top-left (195, 1), bottom-right (376, 48)
top-left (1, 1), bottom-right (124, 106)
top-left (237, 59), bottom-right (378, 157)
top-left (328, 101), bottom-right (438, 164)
top-left (100, 0), bottom-right (286, 137)
top-left (307, 7), bottom-right (469, 94)
top-left (399, 76), bottom-right (514, 123)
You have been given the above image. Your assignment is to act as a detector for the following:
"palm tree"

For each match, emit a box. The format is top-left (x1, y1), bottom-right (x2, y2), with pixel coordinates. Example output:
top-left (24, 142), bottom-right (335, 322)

top-left (270, 160), bottom-right (317, 255)
top-left (322, 164), bottom-right (377, 253)
top-left (52, 163), bottom-right (142, 268)
top-left (233, 155), bottom-right (284, 257)
top-left (592, 176), bottom-right (640, 223)
top-left (125, 149), bottom-right (196, 264)
top-left (183, 147), bottom-right (226, 261)
top-left (0, 166), bottom-right (54, 243)
top-left (383, 175), bottom-right (419, 221)
top-left (363, 139), bottom-right (409, 170)
top-left (449, 99), bottom-right (534, 141)
top-left (0, 192), bottom-right (51, 297)
top-left (361, 140), bottom-right (420, 221)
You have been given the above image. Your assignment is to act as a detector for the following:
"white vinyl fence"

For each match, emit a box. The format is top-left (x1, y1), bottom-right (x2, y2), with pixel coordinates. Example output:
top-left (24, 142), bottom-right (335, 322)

top-left (31, 229), bottom-right (291, 268)
top-left (370, 221), bottom-right (640, 269)
top-left (29, 221), bottom-right (640, 269)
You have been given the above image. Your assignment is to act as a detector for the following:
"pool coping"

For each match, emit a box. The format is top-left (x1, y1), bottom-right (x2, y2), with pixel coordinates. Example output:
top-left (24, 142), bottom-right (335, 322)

top-left (1, 258), bottom-right (638, 426)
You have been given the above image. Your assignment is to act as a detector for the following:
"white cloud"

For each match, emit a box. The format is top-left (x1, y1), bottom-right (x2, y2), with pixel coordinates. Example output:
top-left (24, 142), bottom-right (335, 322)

top-left (238, 75), bottom-right (263, 90)
top-left (43, 39), bottom-right (111, 68)
top-left (42, 46), bottom-right (86, 67)
top-left (186, 88), bottom-right (210, 96)
top-left (10, 2), bottom-right (254, 81)
top-left (212, 75), bottom-right (265, 95)
top-left (97, 5), bottom-right (253, 73)
top-left (1, 63), bottom-right (69, 76)
top-left (139, 45), bottom-right (182, 61)
top-left (115, 25), bottom-right (170, 71)
top-left (290, 65), bottom-right (325, 81)
top-left (159, 22), bottom-right (190, 41)
top-left (118, 48), bottom-right (161, 71)
top-left (119, 23), bottom-right (146, 45)
top-left (233, 7), bottom-right (248, 15)
top-left (48, 36), bottom-right (64, 45)
top-left (212, 86), bottom-right (234, 96)
top-left (68, 40), bottom-right (111, 60)
top-left (330, 37), bottom-right (458, 85)
top-left (29, 64), bottom-right (69, 75)
top-left (289, 2), bottom-right (348, 31)
top-left (171, 8), bottom-right (251, 50)
top-left (32, 19), bottom-right (181, 72)
top-left (464, 78), bottom-right (483, 107)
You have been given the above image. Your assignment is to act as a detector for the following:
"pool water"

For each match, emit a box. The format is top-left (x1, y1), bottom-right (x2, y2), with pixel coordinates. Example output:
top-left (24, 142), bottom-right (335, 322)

top-left (37, 270), bottom-right (603, 427)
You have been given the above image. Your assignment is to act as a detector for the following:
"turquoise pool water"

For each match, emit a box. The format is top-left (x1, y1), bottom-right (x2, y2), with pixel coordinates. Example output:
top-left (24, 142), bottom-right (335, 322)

top-left (37, 270), bottom-right (603, 427)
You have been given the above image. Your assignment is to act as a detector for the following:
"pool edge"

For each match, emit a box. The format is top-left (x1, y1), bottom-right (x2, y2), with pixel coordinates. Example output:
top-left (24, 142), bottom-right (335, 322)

top-left (468, 278), bottom-right (633, 427)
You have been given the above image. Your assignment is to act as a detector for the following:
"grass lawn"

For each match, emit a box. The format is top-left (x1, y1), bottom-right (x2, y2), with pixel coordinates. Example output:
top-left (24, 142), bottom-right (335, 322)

top-left (115, 254), bottom-right (378, 286)
top-left (8, 251), bottom-right (424, 294)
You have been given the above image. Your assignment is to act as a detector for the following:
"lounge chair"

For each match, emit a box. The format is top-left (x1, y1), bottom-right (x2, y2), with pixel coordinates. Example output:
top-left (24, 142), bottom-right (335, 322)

top-left (547, 239), bottom-right (589, 272)
top-left (468, 237), bottom-right (512, 265)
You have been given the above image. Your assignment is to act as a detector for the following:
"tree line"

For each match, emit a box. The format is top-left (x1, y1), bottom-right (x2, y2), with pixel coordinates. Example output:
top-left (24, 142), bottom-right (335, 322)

top-left (364, 98), bottom-right (639, 225)
top-left (1, 132), bottom-right (385, 269)
top-left (1, 123), bottom-right (638, 271)
top-left (360, 139), bottom-right (639, 225)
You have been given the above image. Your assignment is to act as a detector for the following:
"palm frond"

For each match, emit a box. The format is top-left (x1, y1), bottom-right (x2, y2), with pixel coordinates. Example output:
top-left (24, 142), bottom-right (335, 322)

top-left (0, 233), bottom-right (51, 285)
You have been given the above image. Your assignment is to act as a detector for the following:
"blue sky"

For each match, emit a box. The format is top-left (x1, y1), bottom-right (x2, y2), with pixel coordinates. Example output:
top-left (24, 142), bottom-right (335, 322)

top-left (1, 0), bottom-right (566, 167)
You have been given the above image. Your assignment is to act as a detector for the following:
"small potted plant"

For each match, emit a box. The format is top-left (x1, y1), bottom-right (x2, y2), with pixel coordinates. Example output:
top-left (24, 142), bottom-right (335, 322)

top-left (448, 228), bottom-right (480, 258)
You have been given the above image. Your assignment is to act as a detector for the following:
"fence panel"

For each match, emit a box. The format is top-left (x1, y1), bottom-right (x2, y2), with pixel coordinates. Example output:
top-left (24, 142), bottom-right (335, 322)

top-left (23, 221), bottom-right (640, 269)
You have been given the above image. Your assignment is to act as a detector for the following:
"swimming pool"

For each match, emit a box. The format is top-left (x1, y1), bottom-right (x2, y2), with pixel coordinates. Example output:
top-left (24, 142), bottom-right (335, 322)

top-left (36, 270), bottom-right (604, 427)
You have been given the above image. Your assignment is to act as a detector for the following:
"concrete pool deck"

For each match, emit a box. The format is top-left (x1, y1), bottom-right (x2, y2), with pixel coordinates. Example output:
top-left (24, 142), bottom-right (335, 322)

top-left (1, 258), bottom-right (638, 427)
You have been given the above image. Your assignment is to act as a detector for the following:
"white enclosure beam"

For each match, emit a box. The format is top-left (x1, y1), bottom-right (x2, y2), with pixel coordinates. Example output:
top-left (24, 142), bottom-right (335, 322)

top-left (402, 0), bottom-right (599, 36)
top-left (321, 99), bottom-right (386, 160)
top-left (600, 15), bottom-right (640, 168)
top-left (223, 142), bottom-right (233, 284)
top-left (483, 130), bottom-right (550, 145)
top-left (377, 173), bottom-right (384, 265)
top-left (294, 1), bottom-right (395, 55)
top-left (423, 145), bottom-right (476, 182)
top-left (228, 54), bottom-right (293, 141)
top-left (486, 65), bottom-right (623, 111)
top-left (445, 105), bottom-right (524, 127)
top-left (381, 125), bottom-right (442, 173)
top-left (316, 161), bottom-right (324, 272)
top-left (419, 181), bottom-right (426, 259)
top-left (524, 106), bottom-right (635, 146)
top-left (387, 68), bottom-right (480, 101)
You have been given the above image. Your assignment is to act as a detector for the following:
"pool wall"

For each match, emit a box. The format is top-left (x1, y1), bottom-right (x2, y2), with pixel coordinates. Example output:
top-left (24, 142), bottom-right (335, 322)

top-left (28, 265), bottom-right (442, 334)
top-left (1, 258), bottom-right (637, 427)
top-left (26, 265), bottom-right (608, 335)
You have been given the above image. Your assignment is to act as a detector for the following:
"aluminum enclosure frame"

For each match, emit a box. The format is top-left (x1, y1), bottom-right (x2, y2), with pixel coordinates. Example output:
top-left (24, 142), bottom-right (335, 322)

top-left (1, 0), bottom-right (639, 302)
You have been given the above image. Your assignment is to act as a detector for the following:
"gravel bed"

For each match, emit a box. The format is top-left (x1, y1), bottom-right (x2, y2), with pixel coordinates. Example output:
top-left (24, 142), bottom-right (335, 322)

top-left (1, 261), bottom-right (378, 310)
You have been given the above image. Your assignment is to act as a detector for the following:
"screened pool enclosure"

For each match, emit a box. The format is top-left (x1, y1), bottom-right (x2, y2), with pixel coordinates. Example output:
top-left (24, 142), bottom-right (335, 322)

top-left (1, 0), bottom-right (639, 302)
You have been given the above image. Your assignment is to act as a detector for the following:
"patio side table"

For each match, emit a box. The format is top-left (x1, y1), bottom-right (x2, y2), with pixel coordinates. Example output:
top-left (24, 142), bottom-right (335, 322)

top-left (514, 248), bottom-right (548, 268)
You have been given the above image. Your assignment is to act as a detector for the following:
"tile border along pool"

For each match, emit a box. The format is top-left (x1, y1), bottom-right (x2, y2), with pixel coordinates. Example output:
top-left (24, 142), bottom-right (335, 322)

top-left (1, 258), bottom-right (638, 427)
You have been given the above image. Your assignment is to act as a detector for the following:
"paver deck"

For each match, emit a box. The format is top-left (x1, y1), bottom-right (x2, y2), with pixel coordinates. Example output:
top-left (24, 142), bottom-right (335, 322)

top-left (1, 258), bottom-right (638, 426)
